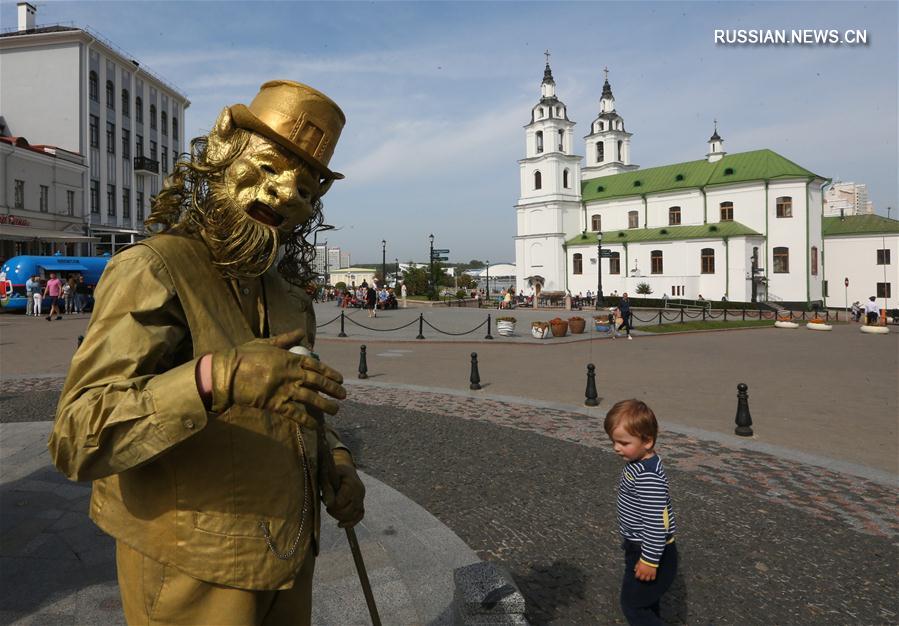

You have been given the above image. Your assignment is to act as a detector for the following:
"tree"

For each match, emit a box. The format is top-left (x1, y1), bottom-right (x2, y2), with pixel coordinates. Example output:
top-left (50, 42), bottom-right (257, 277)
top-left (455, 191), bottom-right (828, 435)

top-left (467, 259), bottom-right (485, 269)
top-left (401, 266), bottom-right (430, 296)
top-left (635, 282), bottom-right (653, 295)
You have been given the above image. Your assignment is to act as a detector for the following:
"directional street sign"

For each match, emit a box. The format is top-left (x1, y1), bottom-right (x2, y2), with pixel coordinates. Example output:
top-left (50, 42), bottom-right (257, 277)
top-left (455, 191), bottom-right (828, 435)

top-left (600, 249), bottom-right (614, 257)
top-left (433, 256), bottom-right (449, 261)
top-left (433, 249), bottom-right (450, 254)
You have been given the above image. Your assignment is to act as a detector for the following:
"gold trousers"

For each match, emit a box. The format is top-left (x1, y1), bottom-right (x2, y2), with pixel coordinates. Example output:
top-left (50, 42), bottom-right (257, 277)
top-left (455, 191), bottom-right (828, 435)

top-left (116, 541), bottom-right (315, 625)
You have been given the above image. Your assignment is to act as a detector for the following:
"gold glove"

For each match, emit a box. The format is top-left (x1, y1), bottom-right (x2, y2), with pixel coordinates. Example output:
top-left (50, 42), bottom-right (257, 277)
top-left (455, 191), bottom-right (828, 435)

top-left (211, 329), bottom-right (346, 429)
top-left (323, 449), bottom-right (366, 528)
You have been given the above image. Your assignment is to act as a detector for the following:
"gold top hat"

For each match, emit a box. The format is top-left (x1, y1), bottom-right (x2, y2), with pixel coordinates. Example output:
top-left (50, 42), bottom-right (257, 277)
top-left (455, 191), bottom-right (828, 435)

top-left (230, 80), bottom-right (346, 181)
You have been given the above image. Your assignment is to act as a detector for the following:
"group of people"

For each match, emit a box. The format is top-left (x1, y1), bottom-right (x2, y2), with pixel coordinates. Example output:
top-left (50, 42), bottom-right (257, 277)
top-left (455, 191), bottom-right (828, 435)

top-left (24, 272), bottom-right (89, 320)
top-left (851, 296), bottom-right (885, 324)
top-left (337, 282), bottom-right (399, 315)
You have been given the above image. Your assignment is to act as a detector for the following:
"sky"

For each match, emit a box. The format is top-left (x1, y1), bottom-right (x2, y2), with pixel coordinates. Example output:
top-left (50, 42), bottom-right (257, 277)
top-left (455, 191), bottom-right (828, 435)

top-left (2, 1), bottom-right (897, 264)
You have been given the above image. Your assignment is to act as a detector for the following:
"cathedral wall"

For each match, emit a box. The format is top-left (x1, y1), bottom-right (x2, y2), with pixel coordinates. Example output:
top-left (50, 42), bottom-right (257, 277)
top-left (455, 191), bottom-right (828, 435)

top-left (646, 190), bottom-right (703, 228)
top-left (706, 183), bottom-right (766, 232)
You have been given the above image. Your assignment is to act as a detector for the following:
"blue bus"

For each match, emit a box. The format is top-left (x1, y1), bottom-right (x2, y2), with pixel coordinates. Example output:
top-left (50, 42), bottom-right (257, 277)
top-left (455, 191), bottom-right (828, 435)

top-left (0, 253), bottom-right (111, 313)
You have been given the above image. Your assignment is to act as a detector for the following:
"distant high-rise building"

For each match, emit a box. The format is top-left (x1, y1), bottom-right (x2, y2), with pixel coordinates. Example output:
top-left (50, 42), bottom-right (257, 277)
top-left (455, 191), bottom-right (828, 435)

top-left (824, 182), bottom-right (873, 217)
top-left (327, 248), bottom-right (342, 271)
top-left (312, 244), bottom-right (328, 280)
top-left (340, 251), bottom-right (351, 268)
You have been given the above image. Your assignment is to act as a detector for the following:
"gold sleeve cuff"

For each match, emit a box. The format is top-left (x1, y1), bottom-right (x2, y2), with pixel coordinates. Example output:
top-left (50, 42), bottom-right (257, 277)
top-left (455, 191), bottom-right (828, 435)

top-left (146, 358), bottom-right (211, 442)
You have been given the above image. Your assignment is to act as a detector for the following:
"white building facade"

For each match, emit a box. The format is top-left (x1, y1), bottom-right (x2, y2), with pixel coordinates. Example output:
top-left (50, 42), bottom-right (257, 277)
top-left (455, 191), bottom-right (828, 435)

top-left (0, 2), bottom-right (190, 255)
top-left (823, 181), bottom-right (873, 217)
top-left (821, 215), bottom-right (898, 309)
top-left (513, 62), bottom-right (848, 306)
top-left (0, 136), bottom-right (89, 259)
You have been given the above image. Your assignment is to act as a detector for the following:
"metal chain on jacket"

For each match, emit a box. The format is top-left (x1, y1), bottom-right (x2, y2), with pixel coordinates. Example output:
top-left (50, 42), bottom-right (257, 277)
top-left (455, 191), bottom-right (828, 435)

top-left (260, 425), bottom-right (311, 560)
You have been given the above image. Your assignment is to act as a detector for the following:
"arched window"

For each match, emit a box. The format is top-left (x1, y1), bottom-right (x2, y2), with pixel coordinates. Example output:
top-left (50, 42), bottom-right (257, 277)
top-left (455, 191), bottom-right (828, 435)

top-left (558, 129), bottom-right (564, 151)
top-left (573, 253), bottom-right (583, 275)
top-left (161, 111), bottom-right (168, 135)
top-left (591, 214), bottom-right (601, 232)
top-left (172, 117), bottom-right (178, 141)
top-left (150, 104), bottom-right (157, 130)
top-left (563, 168), bottom-right (570, 188)
top-left (701, 248), bottom-right (715, 274)
top-left (89, 71), bottom-right (98, 101)
top-left (628, 210), bottom-right (639, 229)
top-left (535, 131), bottom-right (543, 154)
top-left (135, 97), bottom-right (143, 123)
top-left (599, 121), bottom-right (605, 131)
top-left (617, 140), bottom-right (623, 161)
top-left (720, 201), bottom-right (733, 221)
top-left (538, 107), bottom-right (544, 118)
top-left (609, 251), bottom-right (621, 274)
top-left (121, 89), bottom-right (130, 117)
top-left (668, 206), bottom-right (681, 226)
top-left (811, 246), bottom-right (818, 275)
top-left (534, 171), bottom-right (542, 190)
top-left (773, 247), bottom-right (789, 273)
top-left (651, 250), bottom-right (663, 274)
top-left (776, 196), bottom-right (792, 218)
top-left (106, 80), bottom-right (115, 109)
top-left (596, 142), bottom-right (604, 162)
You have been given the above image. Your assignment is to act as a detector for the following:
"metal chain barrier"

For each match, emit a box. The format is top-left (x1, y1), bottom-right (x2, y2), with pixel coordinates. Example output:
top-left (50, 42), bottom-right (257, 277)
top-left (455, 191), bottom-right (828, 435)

top-left (315, 313), bottom-right (343, 329)
top-left (423, 317), bottom-right (488, 336)
top-left (343, 316), bottom-right (421, 333)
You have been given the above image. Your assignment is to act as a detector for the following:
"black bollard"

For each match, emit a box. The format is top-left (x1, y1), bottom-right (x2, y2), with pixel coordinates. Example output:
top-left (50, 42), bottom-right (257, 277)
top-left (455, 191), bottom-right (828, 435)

top-left (734, 382), bottom-right (753, 436)
top-left (416, 313), bottom-right (425, 340)
top-left (485, 314), bottom-right (494, 340)
top-left (469, 352), bottom-right (481, 390)
top-left (584, 363), bottom-right (599, 406)
top-left (358, 345), bottom-right (369, 379)
top-left (338, 311), bottom-right (347, 337)
top-left (76, 335), bottom-right (84, 349)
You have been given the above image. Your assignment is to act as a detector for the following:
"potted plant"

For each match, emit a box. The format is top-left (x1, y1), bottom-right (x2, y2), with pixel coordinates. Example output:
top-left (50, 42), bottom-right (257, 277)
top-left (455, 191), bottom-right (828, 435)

top-left (806, 316), bottom-right (833, 331)
top-left (531, 320), bottom-right (550, 339)
top-left (496, 316), bottom-right (516, 336)
top-left (594, 310), bottom-right (613, 332)
top-left (549, 317), bottom-right (569, 337)
top-left (568, 315), bottom-right (586, 334)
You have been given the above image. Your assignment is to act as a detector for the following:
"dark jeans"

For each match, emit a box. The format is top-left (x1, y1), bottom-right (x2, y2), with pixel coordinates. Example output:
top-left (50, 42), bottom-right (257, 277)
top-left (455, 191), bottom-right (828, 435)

top-left (617, 311), bottom-right (632, 336)
top-left (866, 311), bottom-right (879, 324)
top-left (621, 540), bottom-right (678, 626)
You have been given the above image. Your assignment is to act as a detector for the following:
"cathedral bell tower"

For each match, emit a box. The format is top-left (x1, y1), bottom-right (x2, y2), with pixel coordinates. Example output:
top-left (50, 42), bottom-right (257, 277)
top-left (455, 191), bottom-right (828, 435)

top-left (582, 68), bottom-right (638, 180)
top-left (706, 120), bottom-right (726, 162)
top-left (514, 52), bottom-right (583, 294)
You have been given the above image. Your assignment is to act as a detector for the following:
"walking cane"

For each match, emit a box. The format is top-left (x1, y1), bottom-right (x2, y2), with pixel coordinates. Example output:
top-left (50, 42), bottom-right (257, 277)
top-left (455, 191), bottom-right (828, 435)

top-left (290, 347), bottom-right (381, 626)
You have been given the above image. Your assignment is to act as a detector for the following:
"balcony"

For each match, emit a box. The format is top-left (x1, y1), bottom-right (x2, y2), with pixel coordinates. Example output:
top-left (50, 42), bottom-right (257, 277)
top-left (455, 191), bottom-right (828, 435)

top-left (133, 156), bottom-right (159, 174)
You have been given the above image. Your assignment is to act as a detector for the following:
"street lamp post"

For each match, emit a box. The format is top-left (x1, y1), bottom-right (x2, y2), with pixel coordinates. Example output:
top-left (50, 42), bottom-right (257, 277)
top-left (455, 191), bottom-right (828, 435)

top-left (428, 234), bottom-right (435, 298)
top-left (485, 260), bottom-right (490, 300)
top-left (596, 232), bottom-right (604, 308)
top-left (395, 258), bottom-right (399, 289)
top-left (381, 239), bottom-right (387, 289)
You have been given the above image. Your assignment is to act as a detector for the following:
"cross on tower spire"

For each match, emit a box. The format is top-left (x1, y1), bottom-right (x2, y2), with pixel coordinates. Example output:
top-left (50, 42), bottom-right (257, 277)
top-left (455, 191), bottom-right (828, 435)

top-left (544, 49), bottom-right (551, 65)
top-left (603, 66), bottom-right (609, 81)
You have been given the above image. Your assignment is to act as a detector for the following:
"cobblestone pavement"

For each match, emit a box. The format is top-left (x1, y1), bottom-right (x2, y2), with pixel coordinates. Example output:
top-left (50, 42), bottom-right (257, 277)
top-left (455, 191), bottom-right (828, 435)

top-left (336, 388), bottom-right (898, 625)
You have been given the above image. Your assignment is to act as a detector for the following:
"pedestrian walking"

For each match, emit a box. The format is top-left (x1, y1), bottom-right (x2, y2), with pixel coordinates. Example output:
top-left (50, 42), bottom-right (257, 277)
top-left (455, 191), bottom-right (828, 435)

top-left (32, 276), bottom-right (44, 318)
top-left (75, 273), bottom-right (87, 313)
top-left (401, 283), bottom-right (407, 308)
top-left (616, 292), bottom-right (634, 339)
top-left (25, 274), bottom-right (36, 316)
top-left (63, 277), bottom-right (75, 314)
top-left (43, 272), bottom-right (64, 320)
top-left (605, 399), bottom-right (678, 626)
top-left (366, 284), bottom-right (377, 317)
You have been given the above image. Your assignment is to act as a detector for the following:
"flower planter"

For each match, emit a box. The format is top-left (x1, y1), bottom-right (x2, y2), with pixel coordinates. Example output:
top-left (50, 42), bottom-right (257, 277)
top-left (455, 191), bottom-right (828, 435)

top-left (593, 316), bottom-right (612, 332)
top-left (860, 324), bottom-right (890, 335)
top-left (496, 320), bottom-right (516, 336)
top-left (531, 324), bottom-right (550, 339)
top-left (550, 320), bottom-right (569, 337)
top-left (774, 320), bottom-right (799, 329)
top-left (568, 317), bottom-right (586, 334)
top-left (806, 322), bottom-right (833, 331)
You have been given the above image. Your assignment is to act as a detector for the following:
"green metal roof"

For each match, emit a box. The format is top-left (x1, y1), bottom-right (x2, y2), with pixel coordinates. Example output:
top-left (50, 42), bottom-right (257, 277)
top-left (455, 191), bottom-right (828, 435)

top-left (566, 221), bottom-right (762, 246)
top-left (581, 149), bottom-right (822, 202)
top-left (822, 214), bottom-right (899, 237)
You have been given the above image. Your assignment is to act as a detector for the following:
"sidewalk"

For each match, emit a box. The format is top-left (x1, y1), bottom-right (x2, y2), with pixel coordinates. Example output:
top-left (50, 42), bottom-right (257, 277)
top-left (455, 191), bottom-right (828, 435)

top-left (0, 421), bottom-right (478, 625)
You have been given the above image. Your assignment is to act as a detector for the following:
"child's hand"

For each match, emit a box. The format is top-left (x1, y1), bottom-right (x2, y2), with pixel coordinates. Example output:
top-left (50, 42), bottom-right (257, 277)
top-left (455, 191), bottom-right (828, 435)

top-left (634, 560), bottom-right (657, 581)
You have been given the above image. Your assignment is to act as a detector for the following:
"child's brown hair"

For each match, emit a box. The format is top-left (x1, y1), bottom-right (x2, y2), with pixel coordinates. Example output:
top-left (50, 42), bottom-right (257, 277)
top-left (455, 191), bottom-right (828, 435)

top-left (603, 399), bottom-right (658, 446)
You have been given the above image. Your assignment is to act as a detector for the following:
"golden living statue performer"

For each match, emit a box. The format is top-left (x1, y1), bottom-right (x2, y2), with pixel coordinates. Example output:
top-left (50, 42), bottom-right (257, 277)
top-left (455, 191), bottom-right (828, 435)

top-left (49, 81), bottom-right (365, 625)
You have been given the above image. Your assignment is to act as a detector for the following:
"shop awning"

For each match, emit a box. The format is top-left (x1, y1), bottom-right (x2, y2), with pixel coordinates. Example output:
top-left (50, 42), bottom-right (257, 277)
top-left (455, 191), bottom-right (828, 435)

top-left (0, 224), bottom-right (100, 242)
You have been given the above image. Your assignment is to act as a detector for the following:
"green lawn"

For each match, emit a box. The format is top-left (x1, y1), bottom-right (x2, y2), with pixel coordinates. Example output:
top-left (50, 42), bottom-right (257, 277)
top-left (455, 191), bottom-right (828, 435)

top-left (639, 319), bottom-right (775, 333)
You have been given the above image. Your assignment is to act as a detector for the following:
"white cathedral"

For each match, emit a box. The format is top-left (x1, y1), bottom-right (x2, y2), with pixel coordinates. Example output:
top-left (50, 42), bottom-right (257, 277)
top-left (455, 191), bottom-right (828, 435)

top-left (513, 60), bottom-right (899, 308)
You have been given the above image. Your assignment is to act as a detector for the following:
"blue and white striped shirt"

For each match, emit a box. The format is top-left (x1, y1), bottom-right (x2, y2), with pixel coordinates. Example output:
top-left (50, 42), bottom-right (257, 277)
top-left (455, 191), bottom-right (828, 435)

top-left (616, 454), bottom-right (676, 567)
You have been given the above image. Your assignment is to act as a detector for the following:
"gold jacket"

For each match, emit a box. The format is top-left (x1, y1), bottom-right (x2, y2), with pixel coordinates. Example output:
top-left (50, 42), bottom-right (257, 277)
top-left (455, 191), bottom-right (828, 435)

top-left (49, 233), bottom-right (343, 590)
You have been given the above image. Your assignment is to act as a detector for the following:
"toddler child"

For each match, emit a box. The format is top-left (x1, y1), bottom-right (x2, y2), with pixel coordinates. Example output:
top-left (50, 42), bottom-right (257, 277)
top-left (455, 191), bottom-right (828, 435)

top-left (604, 399), bottom-right (678, 625)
